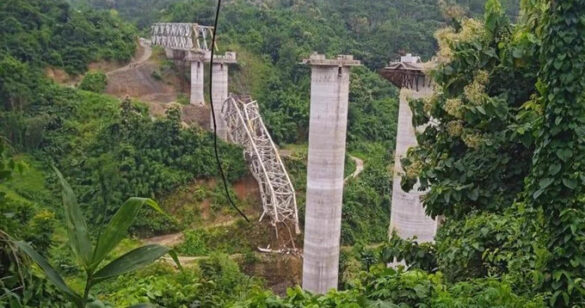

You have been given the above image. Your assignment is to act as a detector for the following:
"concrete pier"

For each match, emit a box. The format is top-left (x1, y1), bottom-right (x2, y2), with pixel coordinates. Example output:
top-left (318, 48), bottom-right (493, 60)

top-left (379, 55), bottom-right (440, 244)
top-left (390, 86), bottom-right (438, 242)
top-left (190, 60), bottom-right (205, 106)
top-left (302, 54), bottom-right (360, 294)
top-left (210, 52), bottom-right (236, 141)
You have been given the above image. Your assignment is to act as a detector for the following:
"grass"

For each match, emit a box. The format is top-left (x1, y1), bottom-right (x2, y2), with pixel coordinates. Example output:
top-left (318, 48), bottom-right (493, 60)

top-left (0, 155), bottom-right (56, 208)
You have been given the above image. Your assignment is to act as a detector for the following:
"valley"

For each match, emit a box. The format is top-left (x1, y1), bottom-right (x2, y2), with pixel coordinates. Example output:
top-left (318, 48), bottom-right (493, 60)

top-left (3, 0), bottom-right (583, 307)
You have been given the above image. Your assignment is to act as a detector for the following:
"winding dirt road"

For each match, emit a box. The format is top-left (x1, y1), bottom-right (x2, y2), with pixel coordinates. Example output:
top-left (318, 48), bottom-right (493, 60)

top-left (344, 155), bottom-right (364, 183)
top-left (106, 38), bottom-right (152, 76)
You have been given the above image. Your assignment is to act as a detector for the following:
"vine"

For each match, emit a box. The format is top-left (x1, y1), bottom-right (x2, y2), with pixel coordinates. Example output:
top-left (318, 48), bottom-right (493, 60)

top-left (525, 0), bottom-right (585, 305)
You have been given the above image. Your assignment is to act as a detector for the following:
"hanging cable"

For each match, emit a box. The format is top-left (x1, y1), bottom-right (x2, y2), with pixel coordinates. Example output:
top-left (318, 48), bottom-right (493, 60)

top-left (209, 0), bottom-right (249, 222)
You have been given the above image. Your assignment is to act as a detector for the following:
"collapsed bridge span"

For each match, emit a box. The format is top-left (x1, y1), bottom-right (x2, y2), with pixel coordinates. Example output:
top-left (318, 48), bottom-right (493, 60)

top-left (151, 22), bottom-right (299, 237)
top-left (223, 96), bottom-right (300, 236)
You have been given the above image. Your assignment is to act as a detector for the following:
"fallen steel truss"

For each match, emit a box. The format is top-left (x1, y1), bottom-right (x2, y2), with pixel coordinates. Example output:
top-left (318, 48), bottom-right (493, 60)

top-left (151, 23), bottom-right (215, 51)
top-left (223, 96), bottom-right (300, 234)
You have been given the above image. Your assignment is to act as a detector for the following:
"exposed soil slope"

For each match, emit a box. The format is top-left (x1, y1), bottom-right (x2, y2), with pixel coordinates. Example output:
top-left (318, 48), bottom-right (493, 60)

top-left (105, 39), bottom-right (177, 103)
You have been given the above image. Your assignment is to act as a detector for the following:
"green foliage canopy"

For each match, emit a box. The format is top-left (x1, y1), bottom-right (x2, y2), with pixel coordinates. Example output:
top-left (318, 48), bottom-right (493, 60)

top-left (401, 0), bottom-right (539, 218)
top-left (523, 0), bottom-right (585, 305)
top-left (0, 0), bottom-right (136, 74)
top-left (401, 0), bottom-right (585, 305)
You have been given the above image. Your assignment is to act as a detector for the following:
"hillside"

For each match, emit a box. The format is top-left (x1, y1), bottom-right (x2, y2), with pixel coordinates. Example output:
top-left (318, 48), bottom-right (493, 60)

top-left (7, 0), bottom-right (585, 307)
top-left (1, 0), bottom-right (397, 304)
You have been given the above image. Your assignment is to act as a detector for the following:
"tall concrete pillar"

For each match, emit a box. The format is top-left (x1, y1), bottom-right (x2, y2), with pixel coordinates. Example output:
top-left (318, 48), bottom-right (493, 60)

top-left (210, 52), bottom-right (236, 141)
top-left (211, 63), bottom-right (228, 139)
top-left (389, 83), bottom-right (438, 243)
top-left (302, 54), bottom-right (360, 294)
top-left (190, 60), bottom-right (205, 106)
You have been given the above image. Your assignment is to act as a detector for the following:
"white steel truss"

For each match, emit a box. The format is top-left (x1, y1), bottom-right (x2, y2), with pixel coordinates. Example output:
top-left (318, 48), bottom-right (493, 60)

top-left (223, 96), bottom-right (300, 234)
top-left (151, 23), bottom-right (215, 51)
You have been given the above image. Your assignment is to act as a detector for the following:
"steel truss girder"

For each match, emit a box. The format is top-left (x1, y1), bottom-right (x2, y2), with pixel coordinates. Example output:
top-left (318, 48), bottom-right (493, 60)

top-left (223, 96), bottom-right (300, 234)
top-left (151, 23), bottom-right (215, 51)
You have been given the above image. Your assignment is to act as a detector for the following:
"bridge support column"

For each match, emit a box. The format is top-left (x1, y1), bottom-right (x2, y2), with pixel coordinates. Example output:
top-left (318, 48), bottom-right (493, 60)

top-left (302, 54), bottom-right (360, 294)
top-left (210, 52), bottom-right (236, 141)
top-left (190, 60), bottom-right (205, 106)
top-left (211, 63), bottom-right (229, 140)
top-left (389, 85), bottom-right (438, 243)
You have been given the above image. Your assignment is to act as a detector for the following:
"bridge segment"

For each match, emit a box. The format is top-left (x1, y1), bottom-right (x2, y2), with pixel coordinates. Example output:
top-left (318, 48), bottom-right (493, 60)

top-left (222, 96), bottom-right (300, 235)
top-left (151, 23), bottom-right (214, 51)
top-left (151, 23), bottom-right (236, 139)
top-left (151, 22), bottom-right (299, 242)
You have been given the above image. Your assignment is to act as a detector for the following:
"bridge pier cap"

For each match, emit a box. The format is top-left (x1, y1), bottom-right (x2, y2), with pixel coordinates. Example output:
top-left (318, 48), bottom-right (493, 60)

top-left (185, 51), bottom-right (237, 64)
top-left (185, 51), bottom-right (237, 107)
top-left (302, 53), bottom-right (361, 67)
top-left (302, 53), bottom-right (360, 294)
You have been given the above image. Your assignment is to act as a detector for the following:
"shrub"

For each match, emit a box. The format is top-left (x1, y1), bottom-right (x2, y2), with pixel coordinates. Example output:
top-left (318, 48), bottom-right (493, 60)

top-left (237, 266), bottom-right (545, 307)
top-left (151, 69), bottom-right (162, 81)
top-left (176, 93), bottom-right (189, 105)
top-left (381, 232), bottom-right (438, 272)
top-left (435, 204), bottom-right (546, 294)
top-left (99, 254), bottom-right (261, 307)
top-left (97, 263), bottom-right (202, 307)
top-left (79, 71), bottom-right (107, 93)
top-left (130, 207), bottom-right (180, 238)
top-left (177, 230), bottom-right (208, 256)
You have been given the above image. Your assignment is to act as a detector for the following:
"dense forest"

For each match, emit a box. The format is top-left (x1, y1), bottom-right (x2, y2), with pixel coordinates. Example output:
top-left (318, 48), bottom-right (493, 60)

top-left (5, 0), bottom-right (585, 307)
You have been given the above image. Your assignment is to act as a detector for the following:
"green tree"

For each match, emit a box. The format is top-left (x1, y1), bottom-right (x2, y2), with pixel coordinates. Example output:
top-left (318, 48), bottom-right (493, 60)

top-left (0, 0), bottom-right (136, 75)
top-left (401, 0), bottom-right (538, 218)
top-left (0, 56), bottom-right (33, 110)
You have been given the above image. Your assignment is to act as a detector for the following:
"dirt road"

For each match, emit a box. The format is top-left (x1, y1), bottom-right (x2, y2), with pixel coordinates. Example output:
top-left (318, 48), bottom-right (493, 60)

top-left (106, 38), bottom-right (152, 76)
top-left (344, 155), bottom-right (364, 183)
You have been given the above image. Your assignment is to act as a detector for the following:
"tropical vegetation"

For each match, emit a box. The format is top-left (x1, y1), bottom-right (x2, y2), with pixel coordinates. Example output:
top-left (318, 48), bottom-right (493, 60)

top-left (13, 168), bottom-right (179, 307)
top-left (4, 0), bottom-right (585, 307)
